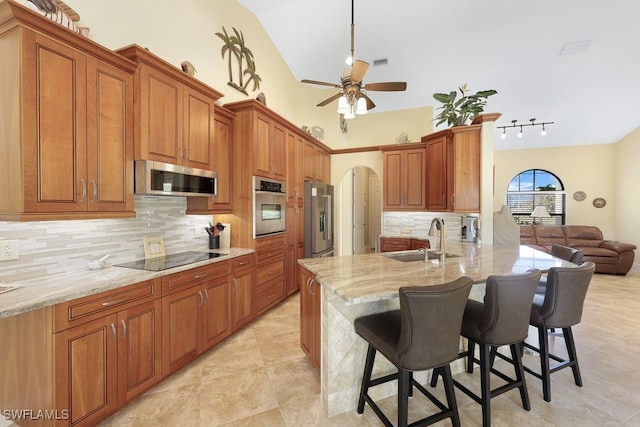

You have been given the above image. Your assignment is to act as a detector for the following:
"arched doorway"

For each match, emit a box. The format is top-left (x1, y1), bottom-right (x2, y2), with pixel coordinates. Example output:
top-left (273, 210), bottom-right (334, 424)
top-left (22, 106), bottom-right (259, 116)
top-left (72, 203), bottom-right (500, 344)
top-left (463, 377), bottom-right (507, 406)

top-left (338, 166), bottom-right (382, 255)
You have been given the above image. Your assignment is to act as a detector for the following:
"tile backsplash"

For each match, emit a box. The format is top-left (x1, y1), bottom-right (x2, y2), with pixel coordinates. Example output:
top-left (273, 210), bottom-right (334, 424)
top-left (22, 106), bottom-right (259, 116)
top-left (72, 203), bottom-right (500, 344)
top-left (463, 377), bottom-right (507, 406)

top-left (383, 211), bottom-right (471, 242)
top-left (0, 196), bottom-right (214, 282)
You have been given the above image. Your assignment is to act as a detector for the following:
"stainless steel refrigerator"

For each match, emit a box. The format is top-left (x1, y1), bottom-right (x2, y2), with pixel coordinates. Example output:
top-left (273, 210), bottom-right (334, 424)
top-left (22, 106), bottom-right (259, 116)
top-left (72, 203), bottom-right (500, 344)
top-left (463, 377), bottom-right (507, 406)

top-left (304, 181), bottom-right (334, 258)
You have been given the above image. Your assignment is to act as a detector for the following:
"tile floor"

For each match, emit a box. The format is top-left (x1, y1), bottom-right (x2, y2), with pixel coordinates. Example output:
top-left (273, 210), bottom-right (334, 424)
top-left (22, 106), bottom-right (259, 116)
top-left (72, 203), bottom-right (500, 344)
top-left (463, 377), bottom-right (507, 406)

top-left (99, 270), bottom-right (640, 426)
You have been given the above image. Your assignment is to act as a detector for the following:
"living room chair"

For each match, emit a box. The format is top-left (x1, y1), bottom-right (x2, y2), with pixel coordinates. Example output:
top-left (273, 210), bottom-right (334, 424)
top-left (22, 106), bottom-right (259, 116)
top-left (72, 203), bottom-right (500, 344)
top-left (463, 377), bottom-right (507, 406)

top-left (354, 277), bottom-right (473, 427)
top-left (433, 269), bottom-right (541, 427)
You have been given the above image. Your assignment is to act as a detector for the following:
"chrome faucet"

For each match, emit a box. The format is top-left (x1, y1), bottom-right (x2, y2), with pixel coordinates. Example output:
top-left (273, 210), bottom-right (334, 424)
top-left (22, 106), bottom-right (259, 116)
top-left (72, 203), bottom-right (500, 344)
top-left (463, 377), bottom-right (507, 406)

top-left (428, 217), bottom-right (446, 257)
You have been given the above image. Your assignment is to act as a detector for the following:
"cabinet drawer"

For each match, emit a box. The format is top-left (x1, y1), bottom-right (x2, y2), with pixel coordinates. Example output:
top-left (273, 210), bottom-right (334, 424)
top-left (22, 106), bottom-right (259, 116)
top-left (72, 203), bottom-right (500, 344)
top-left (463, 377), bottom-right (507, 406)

top-left (53, 279), bottom-right (159, 332)
top-left (380, 238), bottom-right (410, 252)
top-left (162, 261), bottom-right (230, 295)
top-left (255, 279), bottom-right (285, 314)
top-left (230, 254), bottom-right (255, 271)
top-left (256, 258), bottom-right (285, 288)
top-left (256, 234), bottom-right (286, 262)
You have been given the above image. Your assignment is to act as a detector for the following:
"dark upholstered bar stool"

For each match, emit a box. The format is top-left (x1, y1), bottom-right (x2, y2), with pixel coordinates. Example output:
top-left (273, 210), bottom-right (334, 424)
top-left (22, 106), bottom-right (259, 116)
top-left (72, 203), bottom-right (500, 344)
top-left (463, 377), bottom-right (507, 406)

top-left (433, 269), bottom-right (541, 427)
top-left (537, 244), bottom-right (584, 294)
top-left (354, 277), bottom-right (473, 427)
top-left (523, 262), bottom-right (595, 402)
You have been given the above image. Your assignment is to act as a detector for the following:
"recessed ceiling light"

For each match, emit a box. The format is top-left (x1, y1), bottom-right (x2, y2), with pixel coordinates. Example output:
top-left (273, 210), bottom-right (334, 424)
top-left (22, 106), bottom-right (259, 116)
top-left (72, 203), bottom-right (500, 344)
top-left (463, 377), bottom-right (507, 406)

top-left (559, 40), bottom-right (591, 56)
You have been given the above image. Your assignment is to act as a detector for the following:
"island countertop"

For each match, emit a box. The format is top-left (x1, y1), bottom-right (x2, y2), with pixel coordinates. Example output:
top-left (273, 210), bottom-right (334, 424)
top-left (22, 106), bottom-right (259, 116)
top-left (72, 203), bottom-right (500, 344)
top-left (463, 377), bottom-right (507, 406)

top-left (298, 242), bottom-right (573, 305)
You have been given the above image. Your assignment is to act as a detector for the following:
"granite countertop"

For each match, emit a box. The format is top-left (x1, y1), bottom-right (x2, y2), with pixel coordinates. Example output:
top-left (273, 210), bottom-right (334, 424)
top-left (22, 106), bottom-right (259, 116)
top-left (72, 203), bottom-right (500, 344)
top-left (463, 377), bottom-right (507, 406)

top-left (298, 242), bottom-right (573, 305)
top-left (0, 247), bottom-right (254, 319)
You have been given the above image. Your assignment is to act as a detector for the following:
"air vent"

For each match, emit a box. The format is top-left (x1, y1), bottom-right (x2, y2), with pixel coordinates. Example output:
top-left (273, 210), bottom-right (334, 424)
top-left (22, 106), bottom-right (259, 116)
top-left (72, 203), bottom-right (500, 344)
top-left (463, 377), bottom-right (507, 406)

top-left (559, 40), bottom-right (591, 56)
top-left (373, 58), bottom-right (388, 66)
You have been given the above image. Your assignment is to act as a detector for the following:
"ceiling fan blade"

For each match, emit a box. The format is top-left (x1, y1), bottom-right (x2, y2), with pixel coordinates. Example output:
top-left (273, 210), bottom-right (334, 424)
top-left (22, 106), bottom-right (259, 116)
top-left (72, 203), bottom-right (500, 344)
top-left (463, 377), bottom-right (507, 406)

top-left (316, 92), bottom-right (342, 107)
top-left (363, 82), bottom-right (407, 92)
top-left (350, 60), bottom-right (369, 83)
top-left (302, 79), bottom-right (341, 88)
top-left (362, 94), bottom-right (376, 110)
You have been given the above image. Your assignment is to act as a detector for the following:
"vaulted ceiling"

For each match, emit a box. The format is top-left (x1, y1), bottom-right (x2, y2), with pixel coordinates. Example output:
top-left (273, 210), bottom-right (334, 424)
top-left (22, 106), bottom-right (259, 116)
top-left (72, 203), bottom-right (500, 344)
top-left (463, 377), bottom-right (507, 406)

top-left (236, 0), bottom-right (640, 150)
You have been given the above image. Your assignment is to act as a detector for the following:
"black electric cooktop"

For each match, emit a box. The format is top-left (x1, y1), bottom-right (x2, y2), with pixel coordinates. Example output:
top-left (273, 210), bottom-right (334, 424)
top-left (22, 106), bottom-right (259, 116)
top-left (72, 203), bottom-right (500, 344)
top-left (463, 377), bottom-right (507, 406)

top-left (115, 251), bottom-right (227, 272)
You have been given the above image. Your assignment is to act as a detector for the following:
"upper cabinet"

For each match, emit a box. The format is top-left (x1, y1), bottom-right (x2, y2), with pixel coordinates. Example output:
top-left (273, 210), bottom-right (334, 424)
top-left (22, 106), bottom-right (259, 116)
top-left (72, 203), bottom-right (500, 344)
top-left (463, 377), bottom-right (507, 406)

top-left (303, 141), bottom-right (331, 184)
top-left (186, 105), bottom-right (235, 214)
top-left (0, 1), bottom-right (136, 220)
top-left (117, 45), bottom-right (223, 171)
top-left (381, 144), bottom-right (426, 211)
top-left (421, 125), bottom-right (481, 213)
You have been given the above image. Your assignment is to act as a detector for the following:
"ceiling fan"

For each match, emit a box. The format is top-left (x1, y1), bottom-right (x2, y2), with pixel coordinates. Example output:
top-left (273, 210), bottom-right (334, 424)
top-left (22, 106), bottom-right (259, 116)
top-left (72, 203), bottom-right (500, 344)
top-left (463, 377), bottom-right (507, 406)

top-left (301, 0), bottom-right (407, 118)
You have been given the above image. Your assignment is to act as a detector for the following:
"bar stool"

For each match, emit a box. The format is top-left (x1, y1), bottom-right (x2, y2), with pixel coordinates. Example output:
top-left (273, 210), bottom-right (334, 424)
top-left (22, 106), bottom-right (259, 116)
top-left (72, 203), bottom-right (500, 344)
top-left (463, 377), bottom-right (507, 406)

top-left (523, 262), bottom-right (595, 402)
top-left (537, 244), bottom-right (584, 294)
top-left (433, 269), bottom-right (541, 427)
top-left (354, 277), bottom-right (473, 427)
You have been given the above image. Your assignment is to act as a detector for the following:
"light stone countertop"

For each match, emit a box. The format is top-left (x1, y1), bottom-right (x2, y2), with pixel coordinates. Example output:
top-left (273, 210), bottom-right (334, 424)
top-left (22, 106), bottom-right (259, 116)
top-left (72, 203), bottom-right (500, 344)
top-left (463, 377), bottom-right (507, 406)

top-left (0, 247), bottom-right (254, 319)
top-left (298, 242), bottom-right (573, 305)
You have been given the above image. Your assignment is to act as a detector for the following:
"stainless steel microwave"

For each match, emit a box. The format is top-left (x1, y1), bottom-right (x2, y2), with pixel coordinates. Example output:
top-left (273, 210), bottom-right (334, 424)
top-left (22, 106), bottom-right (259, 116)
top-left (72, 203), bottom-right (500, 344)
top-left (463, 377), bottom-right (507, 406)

top-left (253, 176), bottom-right (286, 237)
top-left (135, 160), bottom-right (217, 197)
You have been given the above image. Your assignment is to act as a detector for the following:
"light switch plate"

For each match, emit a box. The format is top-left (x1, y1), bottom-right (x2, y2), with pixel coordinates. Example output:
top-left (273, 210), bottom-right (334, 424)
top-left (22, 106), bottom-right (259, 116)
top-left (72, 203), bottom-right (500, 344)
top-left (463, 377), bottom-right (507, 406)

top-left (143, 237), bottom-right (165, 259)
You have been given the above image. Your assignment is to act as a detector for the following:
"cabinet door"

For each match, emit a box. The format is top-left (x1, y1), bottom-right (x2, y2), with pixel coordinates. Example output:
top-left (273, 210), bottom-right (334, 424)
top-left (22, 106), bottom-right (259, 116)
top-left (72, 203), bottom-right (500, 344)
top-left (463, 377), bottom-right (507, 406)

top-left (22, 33), bottom-right (87, 213)
top-left (161, 286), bottom-right (202, 376)
top-left (254, 113), bottom-right (272, 177)
top-left (425, 136), bottom-right (448, 211)
top-left (211, 109), bottom-right (233, 209)
top-left (379, 237), bottom-right (410, 253)
top-left (450, 129), bottom-right (481, 212)
top-left (303, 140), bottom-right (318, 182)
top-left (137, 63), bottom-right (182, 164)
top-left (117, 299), bottom-right (162, 406)
top-left (86, 57), bottom-right (133, 213)
top-left (318, 151), bottom-right (331, 183)
top-left (202, 276), bottom-right (231, 350)
top-left (54, 315), bottom-right (118, 427)
top-left (270, 122), bottom-right (287, 179)
top-left (300, 267), bottom-right (320, 372)
top-left (405, 149), bottom-right (426, 209)
top-left (287, 132), bottom-right (304, 202)
top-left (383, 151), bottom-right (403, 209)
top-left (183, 86), bottom-right (214, 169)
top-left (230, 268), bottom-right (254, 331)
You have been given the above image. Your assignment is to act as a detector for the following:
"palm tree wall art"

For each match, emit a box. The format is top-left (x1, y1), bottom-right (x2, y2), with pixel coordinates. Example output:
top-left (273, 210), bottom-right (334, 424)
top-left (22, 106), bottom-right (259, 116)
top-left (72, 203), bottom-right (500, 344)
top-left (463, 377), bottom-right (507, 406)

top-left (215, 26), bottom-right (262, 95)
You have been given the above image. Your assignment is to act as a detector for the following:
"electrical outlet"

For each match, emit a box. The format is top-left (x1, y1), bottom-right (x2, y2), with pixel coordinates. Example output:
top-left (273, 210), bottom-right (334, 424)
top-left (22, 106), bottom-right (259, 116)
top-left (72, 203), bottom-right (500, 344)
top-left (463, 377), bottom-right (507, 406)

top-left (0, 240), bottom-right (19, 261)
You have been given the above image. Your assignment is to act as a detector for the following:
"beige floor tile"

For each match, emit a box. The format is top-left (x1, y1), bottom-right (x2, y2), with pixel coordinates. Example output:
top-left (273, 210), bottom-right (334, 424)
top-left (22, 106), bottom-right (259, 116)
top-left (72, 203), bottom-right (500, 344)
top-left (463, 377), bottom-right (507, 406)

top-left (99, 271), bottom-right (640, 426)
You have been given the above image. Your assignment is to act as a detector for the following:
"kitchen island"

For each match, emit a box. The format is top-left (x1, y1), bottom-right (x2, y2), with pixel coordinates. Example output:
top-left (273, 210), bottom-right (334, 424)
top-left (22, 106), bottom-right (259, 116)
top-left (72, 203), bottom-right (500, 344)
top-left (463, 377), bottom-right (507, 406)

top-left (298, 242), bottom-right (574, 417)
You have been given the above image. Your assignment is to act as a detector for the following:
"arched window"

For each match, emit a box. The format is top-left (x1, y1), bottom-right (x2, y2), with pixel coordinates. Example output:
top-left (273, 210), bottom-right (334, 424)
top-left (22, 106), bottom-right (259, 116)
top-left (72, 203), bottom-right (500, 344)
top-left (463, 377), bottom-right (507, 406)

top-left (506, 169), bottom-right (565, 225)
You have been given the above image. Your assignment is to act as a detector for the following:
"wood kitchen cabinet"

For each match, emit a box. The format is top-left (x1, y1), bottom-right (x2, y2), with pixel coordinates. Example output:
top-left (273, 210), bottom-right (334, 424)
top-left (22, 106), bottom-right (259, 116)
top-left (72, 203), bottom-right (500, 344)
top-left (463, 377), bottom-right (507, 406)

top-left (0, 3), bottom-right (136, 220)
top-left (255, 235), bottom-right (286, 315)
top-left (53, 279), bottom-right (162, 427)
top-left (379, 237), bottom-right (430, 252)
top-left (304, 140), bottom-right (331, 183)
top-left (161, 261), bottom-right (231, 375)
top-left (117, 45), bottom-right (223, 170)
top-left (287, 131), bottom-right (305, 203)
top-left (286, 202), bottom-right (304, 296)
top-left (229, 254), bottom-right (256, 331)
top-left (186, 105), bottom-right (235, 214)
top-left (300, 265), bottom-right (320, 372)
top-left (381, 144), bottom-right (426, 211)
top-left (422, 125), bottom-right (481, 212)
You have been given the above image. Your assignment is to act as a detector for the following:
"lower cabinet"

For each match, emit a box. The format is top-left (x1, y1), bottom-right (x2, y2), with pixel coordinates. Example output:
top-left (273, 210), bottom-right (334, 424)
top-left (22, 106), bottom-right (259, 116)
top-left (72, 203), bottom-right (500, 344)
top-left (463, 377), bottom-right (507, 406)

top-left (53, 280), bottom-right (162, 427)
top-left (379, 237), bottom-right (430, 252)
top-left (230, 255), bottom-right (255, 331)
top-left (299, 265), bottom-right (320, 372)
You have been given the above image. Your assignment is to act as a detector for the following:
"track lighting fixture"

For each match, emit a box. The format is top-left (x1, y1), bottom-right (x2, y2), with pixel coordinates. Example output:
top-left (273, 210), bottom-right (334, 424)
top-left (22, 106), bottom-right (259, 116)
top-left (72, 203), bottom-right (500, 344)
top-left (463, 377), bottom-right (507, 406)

top-left (497, 118), bottom-right (554, 139)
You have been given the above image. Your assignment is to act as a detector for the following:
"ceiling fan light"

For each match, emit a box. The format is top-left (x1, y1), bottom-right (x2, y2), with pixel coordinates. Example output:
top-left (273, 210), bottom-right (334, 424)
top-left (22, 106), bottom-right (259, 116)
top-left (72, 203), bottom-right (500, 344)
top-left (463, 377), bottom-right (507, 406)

top-left (356, 97), bottom-right (368, 114)
top-left (345, 55), bottom-right (353, 66)
top-left (336, 95), bottom-right (349, 114)
top-left (344, 105), bottom-right (355, 119)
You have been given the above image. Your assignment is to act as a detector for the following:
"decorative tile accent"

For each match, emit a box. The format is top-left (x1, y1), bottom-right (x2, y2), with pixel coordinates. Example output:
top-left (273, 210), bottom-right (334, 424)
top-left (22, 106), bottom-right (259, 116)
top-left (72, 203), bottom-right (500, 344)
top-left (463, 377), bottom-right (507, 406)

top-left (0, 196), bottom-right (213, 282)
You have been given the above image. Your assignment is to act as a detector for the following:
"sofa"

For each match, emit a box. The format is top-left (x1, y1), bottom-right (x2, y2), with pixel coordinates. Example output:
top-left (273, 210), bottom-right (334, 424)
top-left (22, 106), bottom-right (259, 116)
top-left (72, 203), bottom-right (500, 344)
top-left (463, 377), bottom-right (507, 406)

top-left (520, 225), bottom-right (636, 275)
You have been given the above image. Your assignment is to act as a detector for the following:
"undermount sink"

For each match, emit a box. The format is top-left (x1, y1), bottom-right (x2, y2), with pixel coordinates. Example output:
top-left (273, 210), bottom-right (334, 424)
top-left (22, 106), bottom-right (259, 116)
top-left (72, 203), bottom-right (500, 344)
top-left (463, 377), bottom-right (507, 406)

top-left (382, 250), bottom-right (461, 262)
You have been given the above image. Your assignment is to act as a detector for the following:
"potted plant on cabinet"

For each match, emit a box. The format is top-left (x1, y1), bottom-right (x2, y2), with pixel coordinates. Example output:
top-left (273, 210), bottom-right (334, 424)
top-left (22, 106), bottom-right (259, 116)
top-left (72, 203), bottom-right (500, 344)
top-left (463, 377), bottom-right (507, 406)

top-left (433, 83), bottom-right (497, 127)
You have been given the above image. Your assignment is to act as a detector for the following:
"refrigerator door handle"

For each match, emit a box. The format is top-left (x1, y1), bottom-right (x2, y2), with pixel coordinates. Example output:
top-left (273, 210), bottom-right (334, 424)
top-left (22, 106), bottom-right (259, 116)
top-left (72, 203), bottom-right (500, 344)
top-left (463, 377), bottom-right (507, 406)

top-left (324, 195), bottom-right (332, 239)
